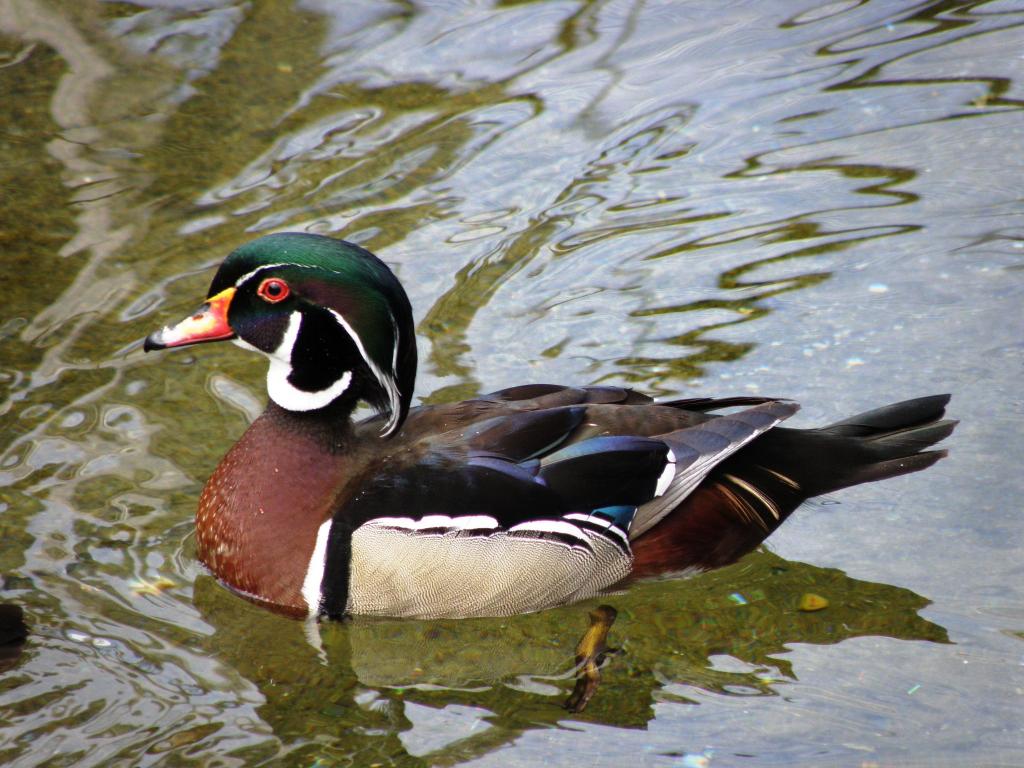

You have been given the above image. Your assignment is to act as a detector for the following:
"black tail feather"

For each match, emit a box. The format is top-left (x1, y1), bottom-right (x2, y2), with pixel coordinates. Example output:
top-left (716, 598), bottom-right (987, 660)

top-left (865, 419), bottom-right (958, 453)
top-left (699, 395), bottom-right (952, 539)
top-left (823, 394), bottom-right (951, 436)
top-left (633, 395), bottom-right (955, 575)
top-left (813, 396), bottom-right (955, 494)
top-left (840, 449), bottom-right (948, 488)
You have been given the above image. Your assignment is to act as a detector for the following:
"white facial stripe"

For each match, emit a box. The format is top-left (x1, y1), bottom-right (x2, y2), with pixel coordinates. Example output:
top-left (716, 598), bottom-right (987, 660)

top-left (269, 369), bottom-right (352, 412)
top-left (273, 310), bottom-right (302, 360)
top-left (655, 448), bottom-right (676, 497)
top-left (326, 308), bottom-right (401, 435)
top-left (390, 314), bottom-right (400, 388)
top-left (233, 262), bottom-right (318, 288)
top-left (265, 311), bottom-right (353, 412)
top-left (302, 518), bottom-right (333, 616)
top-left (388, 311), bottom-right (401, 435)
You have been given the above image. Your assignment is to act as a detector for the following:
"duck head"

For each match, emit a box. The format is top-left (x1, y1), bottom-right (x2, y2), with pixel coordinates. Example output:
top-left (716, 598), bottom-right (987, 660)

top-left (145, 233), bottom-right (417, 435)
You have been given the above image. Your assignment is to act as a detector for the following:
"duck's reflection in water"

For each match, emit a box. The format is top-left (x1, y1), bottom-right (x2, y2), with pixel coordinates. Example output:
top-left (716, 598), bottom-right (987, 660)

top-left (192, 550), bottom-right (948, 764)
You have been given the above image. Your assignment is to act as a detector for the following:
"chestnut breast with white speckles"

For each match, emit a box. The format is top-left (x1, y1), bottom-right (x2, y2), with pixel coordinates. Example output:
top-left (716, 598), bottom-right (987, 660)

top-left (195, 406), bottom-right (356, 616)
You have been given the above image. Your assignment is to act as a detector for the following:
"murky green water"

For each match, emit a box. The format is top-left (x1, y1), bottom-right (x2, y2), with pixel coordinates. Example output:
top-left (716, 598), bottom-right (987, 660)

top-left (1, 1), bottom-right (1022, 765)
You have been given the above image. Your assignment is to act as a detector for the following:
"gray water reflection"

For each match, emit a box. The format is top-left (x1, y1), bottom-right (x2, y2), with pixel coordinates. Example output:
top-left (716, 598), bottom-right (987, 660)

top-left (1, 1), bottom-right (1022, 766)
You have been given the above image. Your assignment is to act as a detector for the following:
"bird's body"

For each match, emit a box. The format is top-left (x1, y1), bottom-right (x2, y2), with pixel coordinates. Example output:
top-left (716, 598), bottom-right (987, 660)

top-left (145, 233), bottom-right (955, 620)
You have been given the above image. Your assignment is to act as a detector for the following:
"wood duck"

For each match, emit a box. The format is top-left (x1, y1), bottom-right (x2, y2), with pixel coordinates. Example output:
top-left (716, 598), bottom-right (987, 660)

top-left (144, 233), bottom-right (955, 621)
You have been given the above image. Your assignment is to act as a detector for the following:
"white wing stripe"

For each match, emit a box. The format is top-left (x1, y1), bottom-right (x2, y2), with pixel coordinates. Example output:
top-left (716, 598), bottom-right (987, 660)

top-left (654, 448), bottom-right (676, 496)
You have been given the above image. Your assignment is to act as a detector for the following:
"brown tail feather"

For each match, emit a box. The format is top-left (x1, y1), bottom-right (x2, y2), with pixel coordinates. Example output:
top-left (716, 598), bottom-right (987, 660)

top-left (632, 481), bottom-right (784, 575)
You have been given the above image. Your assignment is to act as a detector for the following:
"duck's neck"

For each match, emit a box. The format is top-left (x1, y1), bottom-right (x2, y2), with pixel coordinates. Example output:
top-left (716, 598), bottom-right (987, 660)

top-left (195, 402), bottom-right (358, 616)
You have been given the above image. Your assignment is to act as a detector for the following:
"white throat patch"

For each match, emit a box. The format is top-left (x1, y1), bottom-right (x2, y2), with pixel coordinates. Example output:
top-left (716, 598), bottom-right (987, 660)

top-left (263, 311), bottom-right (353, 412)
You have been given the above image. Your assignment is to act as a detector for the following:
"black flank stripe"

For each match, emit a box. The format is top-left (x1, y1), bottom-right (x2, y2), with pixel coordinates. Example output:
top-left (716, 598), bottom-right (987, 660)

top-left (321, 518), bottom-right (354, 620)
top-left (571, 519), bottom-right (631, 554)
top-left (380, 525), bottom-right (498, 538)
top-left (507, 529), bottom-right (593, 551)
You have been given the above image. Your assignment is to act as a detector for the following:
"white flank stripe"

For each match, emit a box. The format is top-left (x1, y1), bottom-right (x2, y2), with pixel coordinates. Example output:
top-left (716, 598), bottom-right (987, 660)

top-left (654, 448), bottom-right (676, 497)
top-left (302, 518), bottom-right (333, 617)
top-left (370, 515), bottom-right (499, 531)
top-left (368, 516), bottom-right (415, 528)
top-left (443, 515), bottom-right (500, 530)
top-left (327, 308), bottom-right (401, 436)
top-left (417, 515), bottom-right (459, 529)
top-left (508, 519), bottom-right (590, 542)
top-left (266, 311), bottom-right (353, 411)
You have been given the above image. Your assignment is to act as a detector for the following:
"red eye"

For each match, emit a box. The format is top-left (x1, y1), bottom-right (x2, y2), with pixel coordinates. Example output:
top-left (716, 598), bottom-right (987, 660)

top-left (257, 278), bottom-right (290, 303)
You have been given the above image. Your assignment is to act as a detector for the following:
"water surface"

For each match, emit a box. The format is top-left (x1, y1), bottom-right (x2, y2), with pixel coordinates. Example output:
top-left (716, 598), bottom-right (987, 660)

top-left (1, 1), bottom-right (1022, 766)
